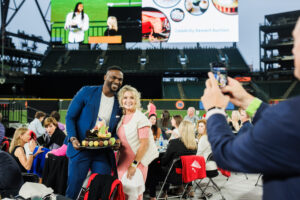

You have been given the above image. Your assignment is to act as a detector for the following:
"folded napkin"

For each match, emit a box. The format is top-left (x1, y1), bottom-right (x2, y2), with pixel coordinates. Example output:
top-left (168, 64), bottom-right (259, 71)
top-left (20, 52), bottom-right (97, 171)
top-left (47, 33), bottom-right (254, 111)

top-left (121, 169), bottom-right (145, 200)
top-left (19, 182), bottom-right (53, 199)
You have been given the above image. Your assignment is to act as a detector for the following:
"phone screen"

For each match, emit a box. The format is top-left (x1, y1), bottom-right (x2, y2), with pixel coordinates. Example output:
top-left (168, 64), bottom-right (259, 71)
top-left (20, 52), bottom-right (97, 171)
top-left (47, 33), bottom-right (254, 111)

top-left (210, 63), bottom-right (228, 88)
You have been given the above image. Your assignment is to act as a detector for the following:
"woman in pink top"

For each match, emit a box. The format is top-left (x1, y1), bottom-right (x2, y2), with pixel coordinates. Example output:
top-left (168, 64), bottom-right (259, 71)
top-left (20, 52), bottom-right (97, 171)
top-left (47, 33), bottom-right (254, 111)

top-left (144, 100), bottom-right (156, 117)
top-left (117, 85), bottom-right (150, 200)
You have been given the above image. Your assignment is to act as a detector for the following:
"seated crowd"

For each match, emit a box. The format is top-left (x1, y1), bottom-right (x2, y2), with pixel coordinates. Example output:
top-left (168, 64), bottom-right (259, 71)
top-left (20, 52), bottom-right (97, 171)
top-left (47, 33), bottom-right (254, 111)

top-left (0, 105), bottom-right (250, 199)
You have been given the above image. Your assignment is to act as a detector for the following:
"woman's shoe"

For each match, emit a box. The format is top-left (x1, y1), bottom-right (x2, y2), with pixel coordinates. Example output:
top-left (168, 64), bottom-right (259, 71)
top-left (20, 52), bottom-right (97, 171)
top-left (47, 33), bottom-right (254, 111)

top-left (159, 192), bottom-right (168, 199)
top-left (188, 190), bottom-right (195, 197)
top-left (186, 185), bottom-right (195, 197)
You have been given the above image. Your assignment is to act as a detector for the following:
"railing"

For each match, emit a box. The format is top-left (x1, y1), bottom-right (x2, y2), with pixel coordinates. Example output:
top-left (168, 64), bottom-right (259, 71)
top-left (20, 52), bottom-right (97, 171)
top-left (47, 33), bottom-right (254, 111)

top-left (0, 98), bottom-right (285, 125)
top-left (0, 100), bottom-right (24, 125)
top-left (51, 21), bottom-right (107, 44)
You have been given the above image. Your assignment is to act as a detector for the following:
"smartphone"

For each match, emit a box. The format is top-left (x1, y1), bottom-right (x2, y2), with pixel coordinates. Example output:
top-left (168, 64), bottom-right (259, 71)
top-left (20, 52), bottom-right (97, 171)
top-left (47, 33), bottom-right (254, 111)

top-left (29, 130), bottom-right (37, 140)
top-left (210, 62), bottom-right (228, 88)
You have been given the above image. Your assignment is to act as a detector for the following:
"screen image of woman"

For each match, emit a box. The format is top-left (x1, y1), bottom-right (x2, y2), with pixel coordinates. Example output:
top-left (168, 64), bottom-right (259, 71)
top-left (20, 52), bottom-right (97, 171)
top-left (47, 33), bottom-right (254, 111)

top-left (64, 2), bottom-right (89, 43)
top-left (104, 16), bottom-right (119, 36)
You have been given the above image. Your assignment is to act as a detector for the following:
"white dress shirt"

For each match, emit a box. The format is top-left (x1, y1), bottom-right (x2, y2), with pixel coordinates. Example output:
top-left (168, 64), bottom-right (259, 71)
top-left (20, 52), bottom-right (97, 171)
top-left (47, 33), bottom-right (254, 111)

top-left (28, 118), bottom-right (45, 137)
top-left (97, 92), bottom-right (114, 126)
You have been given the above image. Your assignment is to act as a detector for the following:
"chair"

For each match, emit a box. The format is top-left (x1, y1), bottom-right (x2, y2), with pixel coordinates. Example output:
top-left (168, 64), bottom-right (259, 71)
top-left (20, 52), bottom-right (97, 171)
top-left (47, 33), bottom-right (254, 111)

top-left (195, 153), bottom-right (226, 200)
top-left (42, 154), bottom-right (69, 195)
top-left (218, 168), bottom-right (231, 180)
top-left (0, 137), bottom-right (10, 152)
top-left (77, 173), bottom-right (124, 200)
top-left (76, 171), bottom-right (92, 200)
top-left (255, 174), bottom-right (263, 186)
top-left (157, 155), bottom-right (206, 200)
top-left (22, 173), bottom-right (39, 183)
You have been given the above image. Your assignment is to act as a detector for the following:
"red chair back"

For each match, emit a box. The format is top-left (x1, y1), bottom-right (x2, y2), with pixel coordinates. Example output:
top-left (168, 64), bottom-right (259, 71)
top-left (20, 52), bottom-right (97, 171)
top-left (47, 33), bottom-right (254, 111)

top-left (0, 137), bottom-right (10, 152)
top-left (84, 173), bottom-right (125, 200)
top-left (218, 167), bottom-right (231, 177)
top-left (180, 155), bottom-right (206, 183)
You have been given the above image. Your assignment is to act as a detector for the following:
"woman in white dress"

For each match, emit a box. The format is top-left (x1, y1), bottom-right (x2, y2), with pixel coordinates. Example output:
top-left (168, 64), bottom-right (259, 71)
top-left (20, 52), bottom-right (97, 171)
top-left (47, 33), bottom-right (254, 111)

top-left (64, 2), bottom-right (89, 43)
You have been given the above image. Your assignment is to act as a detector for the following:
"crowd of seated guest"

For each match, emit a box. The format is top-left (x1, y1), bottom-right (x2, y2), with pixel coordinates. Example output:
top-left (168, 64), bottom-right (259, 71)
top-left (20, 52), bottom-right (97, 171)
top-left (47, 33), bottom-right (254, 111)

top-left (0, 106), bottom-right (254, 199)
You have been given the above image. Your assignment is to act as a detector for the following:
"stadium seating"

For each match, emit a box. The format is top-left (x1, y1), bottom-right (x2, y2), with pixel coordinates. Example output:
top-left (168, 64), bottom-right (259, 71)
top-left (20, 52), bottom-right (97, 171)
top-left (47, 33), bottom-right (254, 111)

top-left (182, 81), bottom-right (206, 99)
top-left (63, 50), bottom-right (100, 71)
top-left (184, 48), bottom-right (219, 70)
top-left (40, 47), bottom-right (249, 73)
top-left (39, 49), bottom-right (66, 72)
top-left (162, 82), bottom-right (181, 99)
top-left (145, 49), bottom-right (182, 71)
top-left (254, 81), bottom-right (293, 99)
top-left (103, 50), bottom-right (141, 71)
top-left (222, 48), bottom-right (248, 70)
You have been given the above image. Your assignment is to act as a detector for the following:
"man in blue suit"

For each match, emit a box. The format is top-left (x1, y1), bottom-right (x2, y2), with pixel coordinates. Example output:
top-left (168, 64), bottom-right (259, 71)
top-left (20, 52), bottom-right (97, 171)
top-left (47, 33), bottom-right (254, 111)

top-left (201, 18), bottom-right (300, 200)
top-left (65, 66), bottom-right (124, 199)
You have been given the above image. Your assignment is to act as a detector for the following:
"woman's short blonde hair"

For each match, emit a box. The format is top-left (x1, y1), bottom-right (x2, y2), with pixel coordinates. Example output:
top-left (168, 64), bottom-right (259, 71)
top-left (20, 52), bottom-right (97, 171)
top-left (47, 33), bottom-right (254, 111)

top-left (118, 85), bottom-right (142, 112)
top-left (179, 120), bottom-right (197, 150)
top-left (107, 16), bottom-right (118, 31)
top-left (9, 127), bottom-right (28, 153)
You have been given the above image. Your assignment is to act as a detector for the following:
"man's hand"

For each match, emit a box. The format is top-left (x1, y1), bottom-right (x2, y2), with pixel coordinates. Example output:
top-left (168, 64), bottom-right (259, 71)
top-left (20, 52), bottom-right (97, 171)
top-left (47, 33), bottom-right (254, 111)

top-left (127, 165), bottom-right (137, 180)
top-left (221, 77), bottom-right (255, 109)
top-left (201, 72), bottom-right (230, 111)
top-left (71, 137), bottom-right (81, 150)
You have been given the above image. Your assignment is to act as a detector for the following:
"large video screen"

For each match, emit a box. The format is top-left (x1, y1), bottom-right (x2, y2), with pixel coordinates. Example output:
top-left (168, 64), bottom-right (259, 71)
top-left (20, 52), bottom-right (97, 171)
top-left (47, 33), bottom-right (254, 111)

top-left (51, 0), bottom-right (142, 44)
top-left (51, 0), bottom-right (238, 44)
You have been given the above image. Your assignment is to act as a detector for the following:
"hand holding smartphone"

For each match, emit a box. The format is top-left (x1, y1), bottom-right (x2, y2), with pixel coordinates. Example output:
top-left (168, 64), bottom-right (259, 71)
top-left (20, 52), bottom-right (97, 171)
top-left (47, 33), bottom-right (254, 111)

top-left (210, 62), bottom-right (228, 88)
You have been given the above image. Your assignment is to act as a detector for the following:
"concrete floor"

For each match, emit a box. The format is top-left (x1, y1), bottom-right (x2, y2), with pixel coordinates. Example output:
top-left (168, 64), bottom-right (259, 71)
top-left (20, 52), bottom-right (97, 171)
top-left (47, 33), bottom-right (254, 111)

top-left (144, 173), bottom-right (263, 200)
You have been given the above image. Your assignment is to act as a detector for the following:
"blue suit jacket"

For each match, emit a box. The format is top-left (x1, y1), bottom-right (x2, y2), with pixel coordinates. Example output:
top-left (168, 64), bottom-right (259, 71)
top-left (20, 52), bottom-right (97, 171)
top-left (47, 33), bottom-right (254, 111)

top-left (207, 95), bottom-right (300, 200)
top-left (236, 120), bottom-right (253, 136)
top-left (66, 85), bottom-right (122, 158)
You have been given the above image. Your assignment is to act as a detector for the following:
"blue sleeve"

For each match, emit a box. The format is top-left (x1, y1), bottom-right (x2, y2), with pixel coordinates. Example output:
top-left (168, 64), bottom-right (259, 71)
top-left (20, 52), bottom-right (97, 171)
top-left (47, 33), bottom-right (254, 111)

top-left (252, 102), bottom-right (269, 124)
top-left (65, 87), bottom-right (87, 139)
top-left (207, 101), bottom-right (300, 175)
